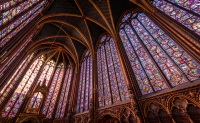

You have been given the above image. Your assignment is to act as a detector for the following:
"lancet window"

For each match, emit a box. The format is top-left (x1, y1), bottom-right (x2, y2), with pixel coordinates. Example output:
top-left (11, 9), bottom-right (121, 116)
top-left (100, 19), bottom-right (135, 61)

top-left (0, 0), bottom-right (48, 47)
top-left (26, 92), bottom-right (43, 113)
top-left (119, 12), bottom-right (200, 95)
top-left (97, 35), bottom-right (129, 107)
top-left (1, 55), bottom-right (45, 117)
top-left (0, 53), bottom-right (34, 106)
top-left (76, 51), bottom-right (93, 113)
top-left (42, 63), bottom-right (64, 119)
top-left (152, 0), bottom-right (200, 36)
top-left (55, 65), bottom-right (73, 118)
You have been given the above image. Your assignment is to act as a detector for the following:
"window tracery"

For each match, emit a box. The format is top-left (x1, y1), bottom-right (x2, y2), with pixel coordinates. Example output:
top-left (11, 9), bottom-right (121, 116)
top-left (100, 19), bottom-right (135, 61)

top-left (0, 0), bottom-right (47, 47)
top-left (42, 63), bottom-right (64, 119)
top-left (0, 32), bottom-right (35, 78)
top-left (97, 35), bottom-right (129, 107)
top-left (76, 51), bottom-right (93, 113)
top-left (0, 53), bottom-right (34, 106)
top-left (119, 12), bottom-right (200, 95)
top-left (38, 60), bottom-right (55, 86)
top-left (152, 0), bottom-right (200, 36)
top-left (26, 92), bottom-right (43, 113)
top-left (1, 55), bottom-right (45, 117)
top-left (55, 65), bottom-right (73, 118)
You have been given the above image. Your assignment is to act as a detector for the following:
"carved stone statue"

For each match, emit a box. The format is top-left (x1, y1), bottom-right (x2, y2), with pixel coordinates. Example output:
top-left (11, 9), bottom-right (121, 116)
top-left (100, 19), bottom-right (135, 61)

top-left (87, 98), bottom-right (94, 123)
top-left (127, 85), bottom-right (142, 123)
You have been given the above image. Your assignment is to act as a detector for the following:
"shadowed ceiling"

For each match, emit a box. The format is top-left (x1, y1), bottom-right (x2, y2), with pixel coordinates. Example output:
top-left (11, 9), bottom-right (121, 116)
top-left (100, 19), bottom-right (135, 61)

top-left (29, 0), bottom-right (135, 66)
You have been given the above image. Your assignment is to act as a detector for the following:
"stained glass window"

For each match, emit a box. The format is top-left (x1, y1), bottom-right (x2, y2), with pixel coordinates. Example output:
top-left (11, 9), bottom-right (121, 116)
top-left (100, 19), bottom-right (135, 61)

top-left (119, 12), bottom-right (200, 95)
top-left (55, 65), bottom-right (73, 118)
top-left (38, 60), bottom-right (55, 86)
top-left (76, 51), bottom-right (93, 113)
top-left (1, 55), bottom-right (45, 117)
top-left (152, 0), bottom-right (200, 36)
top-left (27, 92), bottom-right (43, 113)
top-left (97, 35), bottom-right (129, 107)
top-left (0, 0), bottom-right (47, 47)
top-left (42, 63), bottom-right (64, 119)
top-left (0, 53), bottom-right (34, 107)
top-left (0, 32), bottom-right (35, 78)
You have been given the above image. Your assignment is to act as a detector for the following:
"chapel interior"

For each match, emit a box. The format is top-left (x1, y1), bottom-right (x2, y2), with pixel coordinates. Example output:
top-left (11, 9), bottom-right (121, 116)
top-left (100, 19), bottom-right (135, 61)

top-left (0, 0), bottom-right (200, 123)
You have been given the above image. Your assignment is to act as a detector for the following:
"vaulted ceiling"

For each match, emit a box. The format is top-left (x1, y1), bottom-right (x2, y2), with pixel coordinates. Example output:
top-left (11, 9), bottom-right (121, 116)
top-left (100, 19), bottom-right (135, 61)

top-left (29, 0), bottom-right (136, 66)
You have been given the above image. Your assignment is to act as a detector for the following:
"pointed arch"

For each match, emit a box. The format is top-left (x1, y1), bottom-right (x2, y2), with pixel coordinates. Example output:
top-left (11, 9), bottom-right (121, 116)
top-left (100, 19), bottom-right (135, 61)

top-left (76, 50), bottom-right (93, 113)
top-left (42, 63), bottom-right (65, 119)
top-left (118, 12), bottom-right (200, 95)
top-left (152, 0), bottom-right (200, 36)
top-left (97, 34), bottom-right (129, 107)
top-left (1, 55), bottom-right (45, 117)
top-left (55, 65), bottom-right (73, 118)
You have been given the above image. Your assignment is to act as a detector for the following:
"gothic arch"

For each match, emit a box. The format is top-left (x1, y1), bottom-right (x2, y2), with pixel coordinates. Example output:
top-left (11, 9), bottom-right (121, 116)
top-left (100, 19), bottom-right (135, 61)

top-left (97, 113), bottom-right (120, 123)
top-left (144, 101), bottom-right (170, 116)
top-left (16, 116), bottom-right (41, 123)
top-left (120, 107), bottom-right (138, 123)
top-left (167, 94), bottom-right (200, 113)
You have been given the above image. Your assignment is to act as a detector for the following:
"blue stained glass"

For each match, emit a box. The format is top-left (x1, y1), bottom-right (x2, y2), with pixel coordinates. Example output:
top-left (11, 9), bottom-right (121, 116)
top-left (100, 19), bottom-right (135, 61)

top-left (153, 0), bottom-right (200, 35)
top-left (97, 35), bottom-right (129, 107)
top-left (76, 51), bottom-right (93, 113)
top-left (119, 12), bottom-right (200, 95)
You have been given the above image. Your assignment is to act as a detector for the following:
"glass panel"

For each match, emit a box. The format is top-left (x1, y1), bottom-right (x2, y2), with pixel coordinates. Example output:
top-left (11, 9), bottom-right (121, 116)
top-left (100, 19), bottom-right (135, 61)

top-left (55, 66), bottom-right (72, 118)
top-left (2, 55), bottom-right (45, 117)
top-left (97, 35), bottom-right (129, 107)
top-left (76, 51), bottom-right (93, 113)
top-left (153, 0), bottom-right (200, 35)
top-left (42, 63), bottom-right (64, 119)
top-left (119, 12), bottom-right (200, 95)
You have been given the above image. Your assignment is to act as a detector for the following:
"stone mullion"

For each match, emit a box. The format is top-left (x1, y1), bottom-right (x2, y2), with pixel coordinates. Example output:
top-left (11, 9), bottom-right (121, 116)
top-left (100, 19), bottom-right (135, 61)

top-left (145, 12), bottom-right (200, 64)
top-left (137, 17), bottom-right (191, 82)
top-left (113, 32), bottom-right (142, 98)
top-left (131, 0), bottom-right (200, 59)
top-left (0, 47), bottom-right (32, 86)
top-left (0, 53), bottom-right (27, 90)
top-left (112, 34), bottom-right (144, 122)
top-left (29, 93), bottom-right (39, 110)
top-left (53, 52), bottom-right (67, 118)
top-left (64, 68), bottom-right (75, 117)
top-left (20, 59), bottom-right (48, 114)
top-left (52, 64), bottom-right (67, 119)
top-left (57, 67), bottom-right (69, 118)
top-left (107, 40), bottom-right (122, 101)
top-left (0, 0), bottom-right (43, 31)
top-left (39, 55), bottom-right (60, 114)
top-left (93, 51), bottom-right (98, 123)
top-left (70, 67), bottom-right (81, 113)
top-left (82, 59), bottom-right (88, 112)
top-left (87, 56), bottom-right (91, 109)
top-left (0, 1), bottom-right (24, 13)
top-left (0, 54), bottom-right (34, 112)
top-left (78, 61), bottom-right (85, 113)
top-left (164, 0), bottom-right (199, 17)
top-left (45, 68), bottom-right (61, 117)
top-left (67, 67), bottom-right (78, 112)
top-left (103, 42), bottom-right (114, 104)
top-left (0, 4), bottom-right (43, 42)
top-left (123, 28), bottom-right (155, 92)
top-left (0, 8), bottom-right (42, 55)
top-left (6, 59), bottom-right (40, 120)
top-left (130, 22), bottom-right (173, 89)
top-left (97, 48), bottom-right (105, 106)
top-left (13, 59), bottom-right (45, 121)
